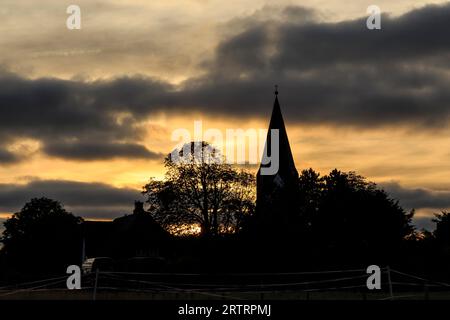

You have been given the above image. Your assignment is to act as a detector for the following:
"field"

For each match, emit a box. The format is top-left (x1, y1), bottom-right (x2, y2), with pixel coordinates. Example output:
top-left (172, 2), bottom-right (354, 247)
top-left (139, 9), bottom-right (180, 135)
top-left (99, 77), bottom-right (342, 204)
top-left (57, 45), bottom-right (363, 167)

top-left (2, 267), bottom-right (450, 300)
top-left (1, 289), bottom-right (450, 300)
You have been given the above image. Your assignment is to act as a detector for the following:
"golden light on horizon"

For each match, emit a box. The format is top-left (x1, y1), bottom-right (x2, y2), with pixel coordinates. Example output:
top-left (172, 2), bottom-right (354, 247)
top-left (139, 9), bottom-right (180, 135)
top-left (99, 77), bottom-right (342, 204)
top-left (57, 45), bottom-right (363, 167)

top-left (0, 114), bottom-right (449, 196)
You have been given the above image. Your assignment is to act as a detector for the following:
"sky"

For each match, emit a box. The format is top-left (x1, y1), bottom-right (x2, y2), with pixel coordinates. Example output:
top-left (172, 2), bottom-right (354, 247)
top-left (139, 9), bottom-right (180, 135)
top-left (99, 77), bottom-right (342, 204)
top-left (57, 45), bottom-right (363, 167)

top-left (1, 0), bottom-right (450, 231)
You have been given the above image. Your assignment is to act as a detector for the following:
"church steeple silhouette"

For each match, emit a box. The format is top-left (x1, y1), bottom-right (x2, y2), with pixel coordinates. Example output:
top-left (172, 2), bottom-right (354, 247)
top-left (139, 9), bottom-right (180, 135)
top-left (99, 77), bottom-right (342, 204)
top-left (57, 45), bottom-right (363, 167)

top-left (255, 86), bottom-right (299, 235)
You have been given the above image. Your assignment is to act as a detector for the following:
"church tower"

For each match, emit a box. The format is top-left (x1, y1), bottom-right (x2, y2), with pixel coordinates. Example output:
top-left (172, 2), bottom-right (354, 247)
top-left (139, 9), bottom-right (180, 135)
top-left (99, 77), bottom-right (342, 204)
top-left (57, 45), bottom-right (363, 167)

top-left (255, 87), bottom-right (299, 234)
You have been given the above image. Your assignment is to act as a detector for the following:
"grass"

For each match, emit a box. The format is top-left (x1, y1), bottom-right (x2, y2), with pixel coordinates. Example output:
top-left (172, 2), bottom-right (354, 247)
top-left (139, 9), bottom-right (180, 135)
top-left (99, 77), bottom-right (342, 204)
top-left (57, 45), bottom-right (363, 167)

top-left (1, 289), bottom-right (450, 300)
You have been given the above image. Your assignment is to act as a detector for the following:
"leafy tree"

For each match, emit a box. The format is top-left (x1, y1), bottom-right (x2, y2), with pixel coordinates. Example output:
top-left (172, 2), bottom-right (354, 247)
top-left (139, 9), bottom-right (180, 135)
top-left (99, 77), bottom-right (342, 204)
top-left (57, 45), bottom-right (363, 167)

top-left (143, 142), bottom-right (255, 237)
top-left (298, 169), bottom-right (415, 252)
top-left (433, 211), bottom-right (450, 245)
top-left (1, 198), bottom-right (83, 275)
top-left (298, 168), bottom-right (324, 233)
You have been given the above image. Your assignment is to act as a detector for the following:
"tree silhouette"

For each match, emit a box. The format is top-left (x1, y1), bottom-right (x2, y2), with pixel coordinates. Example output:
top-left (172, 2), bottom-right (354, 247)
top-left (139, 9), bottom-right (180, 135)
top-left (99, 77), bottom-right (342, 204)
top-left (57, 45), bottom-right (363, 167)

top-left (433, 211), bottom-right (450, 245)
top-left (143, 142), bottom-right (255, 238)
top-left (1, 197), bottom-right (83, 275)
top-left (297, 169), bottom-right (415, 253)
top-left (297, 168), bottom-right (324, 234)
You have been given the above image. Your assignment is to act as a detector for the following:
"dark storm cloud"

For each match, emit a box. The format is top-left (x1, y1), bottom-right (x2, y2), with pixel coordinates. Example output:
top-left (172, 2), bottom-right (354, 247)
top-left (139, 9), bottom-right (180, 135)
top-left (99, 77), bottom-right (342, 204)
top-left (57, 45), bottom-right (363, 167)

top-left (0, 72), bottom-right (174, 140)
top-left (382, 182), bottom-right (450, 211)
top-left (43, 141), bottom-right (163, 161)
top-left (0, 148), bottom-right (19, 164)
top-left (0, 72), bottom-right (116, 140)
top-left (273, 5), bottom-right (450, 71)
top-left (0, 72), bottom-right (169, 161)
top-left (0, 179), bottom-right (143, 219)
top-left (182, 2), bottom-right (450, 126)
top-left (1, 3), bottom-right (450, 164)
top-left (180, 65), bottom-right (450, 126)
top-left (381, 182), bottom-right (450, 231)
top-left (213, 26), bottom-right (271, 74)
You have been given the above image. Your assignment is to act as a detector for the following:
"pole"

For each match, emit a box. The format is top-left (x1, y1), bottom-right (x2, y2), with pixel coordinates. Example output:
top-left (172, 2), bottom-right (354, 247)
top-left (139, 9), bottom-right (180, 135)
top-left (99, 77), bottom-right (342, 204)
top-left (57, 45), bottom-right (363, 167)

top-left (424, 281), bottom-right (429, 300)
top-left (386, 266), bottom-right (393, 300)
top-left (93, 268), bottom-right (99, 301)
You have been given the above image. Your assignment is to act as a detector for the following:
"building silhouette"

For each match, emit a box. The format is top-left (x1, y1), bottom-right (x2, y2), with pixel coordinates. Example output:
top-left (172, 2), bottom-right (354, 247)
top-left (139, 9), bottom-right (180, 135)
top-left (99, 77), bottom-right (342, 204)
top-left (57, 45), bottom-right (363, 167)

top-left (83, 201), bottom-right (170, 260)
top-left (255, 87), bottom-right (299, 237)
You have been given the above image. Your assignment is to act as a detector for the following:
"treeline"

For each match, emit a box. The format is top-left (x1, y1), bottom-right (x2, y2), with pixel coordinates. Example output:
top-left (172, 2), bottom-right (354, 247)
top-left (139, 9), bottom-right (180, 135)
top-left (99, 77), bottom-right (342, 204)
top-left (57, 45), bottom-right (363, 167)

top-left (1, 146), bottom-right (450, 279)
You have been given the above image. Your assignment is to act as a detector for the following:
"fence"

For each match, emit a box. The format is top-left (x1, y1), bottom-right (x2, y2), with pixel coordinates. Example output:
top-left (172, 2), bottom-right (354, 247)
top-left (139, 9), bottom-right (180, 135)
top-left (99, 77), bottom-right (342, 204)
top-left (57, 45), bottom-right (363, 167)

top-left (1, 267), bottom-right (450, 300)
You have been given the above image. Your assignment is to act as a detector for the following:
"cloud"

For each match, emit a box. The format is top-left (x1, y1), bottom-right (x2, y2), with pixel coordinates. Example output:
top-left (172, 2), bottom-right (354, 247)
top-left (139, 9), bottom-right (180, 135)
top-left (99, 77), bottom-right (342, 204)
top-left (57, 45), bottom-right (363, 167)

top-left (0, 72), bottom-right (157, 140)
top-left (0, 148), bottom-right (19, 164)
top-left (184, 3), bottom-right (450, 127)
top-left (1, 3), bottom-right (450, 163)
top-left (413, 215), bottom-right (437, 231)
top-left (0, 179), bottom-right (144, 219)
top-left (43, 141), bottom-right (163, 161)
top-left (273, 5), bottom-right (450, 70)
top-left (0, 72), bottom-right (168, 161)
top-left (382, 181), bottom-right (450, 211)
top-left (379, 182), bottom-right (450, 231)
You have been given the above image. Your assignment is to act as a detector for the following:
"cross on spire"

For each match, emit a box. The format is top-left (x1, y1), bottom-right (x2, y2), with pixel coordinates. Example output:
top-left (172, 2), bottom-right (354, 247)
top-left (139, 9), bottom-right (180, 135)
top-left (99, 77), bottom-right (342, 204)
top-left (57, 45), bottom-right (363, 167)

top-left (274, 85), bottom-right (279, 96)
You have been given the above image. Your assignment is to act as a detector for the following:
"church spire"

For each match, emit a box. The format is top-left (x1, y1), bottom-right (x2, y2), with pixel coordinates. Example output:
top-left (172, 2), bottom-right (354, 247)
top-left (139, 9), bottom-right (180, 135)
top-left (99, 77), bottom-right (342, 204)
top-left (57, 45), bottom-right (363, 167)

top-left (260, 86), bottom-right (297, 176)
top-left (255, 87), bottom-right (299, 234)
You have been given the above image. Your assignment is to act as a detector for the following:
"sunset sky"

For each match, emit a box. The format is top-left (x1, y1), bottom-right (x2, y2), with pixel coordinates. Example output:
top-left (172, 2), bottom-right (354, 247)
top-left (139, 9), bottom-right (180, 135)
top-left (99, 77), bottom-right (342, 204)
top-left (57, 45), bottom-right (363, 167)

top-left (1, 0), bottom-right (450, 231)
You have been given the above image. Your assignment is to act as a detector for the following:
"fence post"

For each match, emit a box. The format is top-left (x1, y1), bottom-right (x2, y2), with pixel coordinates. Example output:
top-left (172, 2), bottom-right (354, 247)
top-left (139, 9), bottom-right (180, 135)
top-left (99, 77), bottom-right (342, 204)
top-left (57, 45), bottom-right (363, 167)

top-left (424, 281), bottom-right (429, 300)
top-left (93, 269), bottom-right (99, 301)
top-left (386, 266), bottom-right (393, 300)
